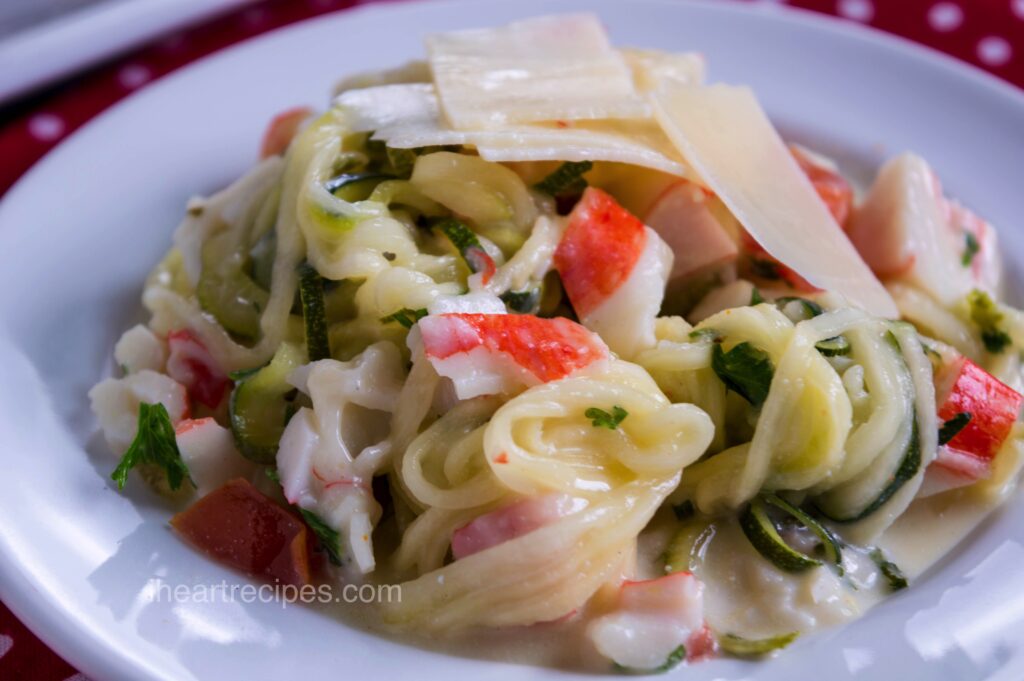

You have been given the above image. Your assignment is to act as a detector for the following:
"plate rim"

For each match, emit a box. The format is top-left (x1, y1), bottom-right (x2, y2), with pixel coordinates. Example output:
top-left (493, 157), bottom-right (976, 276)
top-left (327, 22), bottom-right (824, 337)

top-left (2, 1), bottom-right (1024, 679)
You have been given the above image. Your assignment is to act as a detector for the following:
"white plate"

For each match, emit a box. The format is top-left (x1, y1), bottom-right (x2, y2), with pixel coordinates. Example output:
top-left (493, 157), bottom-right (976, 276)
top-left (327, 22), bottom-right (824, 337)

top-left (0, 0), bottom-right (257, 104)
top-left (2, 1), bottom-right (1024, 679)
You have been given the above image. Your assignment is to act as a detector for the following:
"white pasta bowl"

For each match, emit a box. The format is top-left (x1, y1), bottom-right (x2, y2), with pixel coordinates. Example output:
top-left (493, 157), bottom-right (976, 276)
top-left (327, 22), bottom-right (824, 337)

top-left (2, 1), bottom-right (1024, 679)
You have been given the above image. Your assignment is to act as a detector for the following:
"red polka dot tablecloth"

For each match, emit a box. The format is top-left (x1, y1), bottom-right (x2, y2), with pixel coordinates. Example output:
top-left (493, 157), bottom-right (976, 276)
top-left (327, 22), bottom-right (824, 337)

top-left (0, 0), bottom-right (1022, 677)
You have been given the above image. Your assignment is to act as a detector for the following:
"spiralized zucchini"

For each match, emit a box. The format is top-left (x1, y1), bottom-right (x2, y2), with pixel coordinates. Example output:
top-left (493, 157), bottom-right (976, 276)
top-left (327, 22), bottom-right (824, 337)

top-left (102, 65), bottom-right (1024, 657)
top-left (382, 360), bottom-right (713, 632)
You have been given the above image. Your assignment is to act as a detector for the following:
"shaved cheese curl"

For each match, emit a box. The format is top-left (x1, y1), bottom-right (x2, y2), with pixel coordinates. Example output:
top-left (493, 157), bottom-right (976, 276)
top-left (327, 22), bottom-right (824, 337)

top-left (652, 84), bottom-right (896, 317)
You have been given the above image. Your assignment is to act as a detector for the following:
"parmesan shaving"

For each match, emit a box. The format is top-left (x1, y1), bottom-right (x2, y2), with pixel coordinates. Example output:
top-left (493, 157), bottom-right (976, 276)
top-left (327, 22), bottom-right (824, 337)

top-left (332, 60), bottom-right (431, 98)
top-left (335, 84), bottom-right (688, 177)
top-left (652, 84), bottom-right (897, 317)
top-left (620, 48), bottom-right (706, 92)
top-left (426, 14), bottom-right (648, 129)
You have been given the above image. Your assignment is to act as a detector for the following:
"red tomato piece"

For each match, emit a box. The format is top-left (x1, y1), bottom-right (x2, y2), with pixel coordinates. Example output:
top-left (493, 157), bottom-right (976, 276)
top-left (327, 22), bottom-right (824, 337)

top-left (171, 478), bottom-right (312, 586)
top-left (554, 187), bottom-right (648, 317)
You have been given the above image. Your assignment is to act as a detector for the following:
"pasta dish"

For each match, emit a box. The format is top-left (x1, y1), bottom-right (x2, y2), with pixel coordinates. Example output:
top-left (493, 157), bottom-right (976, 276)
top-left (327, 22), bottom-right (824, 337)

top-left (89, 14), bottom-right (1024, 672)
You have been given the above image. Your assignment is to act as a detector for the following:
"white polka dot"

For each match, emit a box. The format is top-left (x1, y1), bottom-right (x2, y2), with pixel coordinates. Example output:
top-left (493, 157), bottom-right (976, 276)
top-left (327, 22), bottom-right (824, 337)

top-left (0, 633), bottom-right (12, 659)
top-left (118, 64), bottom-right (151, 89)
top-left (28, 113), bottom-right (65, 141)
top-left (1013, 0), bottom-right (1024, 21)
top-left (928, 3), bottom-right (963, 32)
top-left (977, 36), bottom-right (1012, 66)
top-left (838, 0), bottom-right (874, 22)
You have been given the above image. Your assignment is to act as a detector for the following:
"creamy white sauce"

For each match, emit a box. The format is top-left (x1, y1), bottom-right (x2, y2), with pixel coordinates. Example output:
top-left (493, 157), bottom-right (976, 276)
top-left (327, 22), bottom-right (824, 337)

top-left (881, 438), bottom-right (1024, 577)
top-left (303, 444), bottom-right (1023, 670)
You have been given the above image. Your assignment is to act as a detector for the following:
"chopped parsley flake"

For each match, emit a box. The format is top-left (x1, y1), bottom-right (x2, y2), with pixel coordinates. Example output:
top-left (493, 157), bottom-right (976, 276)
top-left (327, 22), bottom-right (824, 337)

top-left (613, 644), bottom-right (687, 674)
top-left (585, 405), bottom-right (628, 430)
top-left (534, 161), bottom-right (593, 196)
top-left (299, 508), bottom-right (343, 566)
top-left (869, 548), bottom-right (908, 592)
top-left (967, 289), bottom-right (1012, 354)
top-left (711, 342), bottom-right (775, 407)
top-left (938, 412), bottom-right (972, 445)
top-left (381, 307), bottom-right (428, 329)
top-left (111, 403), bottom-right (191, 491)
top-left (962, 232), bottom-right (980, 267)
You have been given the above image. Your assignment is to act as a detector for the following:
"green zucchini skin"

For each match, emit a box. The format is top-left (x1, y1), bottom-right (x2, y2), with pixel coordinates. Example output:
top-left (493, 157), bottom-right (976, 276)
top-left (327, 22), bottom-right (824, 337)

top-left (774, 296), bottom-right (823, 321)
top-left (500, 288), bottom-right (542, 314)
top-left (533, 160), bottom-right (592, 197)
top-left (869, 548), bottom-right (909, 592)
top-left (815, 335), bottom-right (851, 357)
top-left (298, 263), bottom-right (331, 362)
top-left (229, 343), bottom-right (305, 464)
top-left (817, 419), bottom-right (921, 524)
top-left (196, 232), bottom-right (269, 340)
top-left (229, 387), bottom-right (280, 465)
top-left (814, 324), bottom-right (923, 523)
top-left (740, 496), bottom-right (823, 572)
top-left (718, 632), bottom-right (799, 657)
top-left (762, 494), bottom-right (843, 570)
top-left (433, 217), bottom-right (492, 278)
top-left (324, 172), bottom-right (392, 202)
top-left (740, 494), bottom-right (844, 573)
top-left (663, 518), bottom-right (717, 575)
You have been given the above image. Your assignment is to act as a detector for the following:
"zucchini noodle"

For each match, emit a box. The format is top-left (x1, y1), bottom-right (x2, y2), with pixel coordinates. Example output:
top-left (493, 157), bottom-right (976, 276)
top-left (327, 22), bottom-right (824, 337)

top-left (90, 16), bottom-right (1024, 669)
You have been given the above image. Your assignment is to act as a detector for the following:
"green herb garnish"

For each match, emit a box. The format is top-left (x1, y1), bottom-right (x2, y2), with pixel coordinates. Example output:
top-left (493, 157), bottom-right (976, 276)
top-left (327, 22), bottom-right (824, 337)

top-left (500, 288), bottom-right (541, 314)
top-left (613, 644), bottom-right (687, 674)
top-left (938, 411), bottom-right (972, 445)
top-left (750, 287), bottom-right (765, 305)
top-left (585, 405), bottom-right (628, 430)
top-left (968, 289), bottom-right (1012, 353)
top-left (688, 328), bottom-right (722, 342)
top-left (380, 307), bottom-right (428, 329)
top-left (299, 508), bottom-right (343, 566)
top-left (534, 161), bottom-right (593, 196)
top-left (711, 342), bottom-right (775, 407)
top-left (111, 403), bottom-right (192, 491)
top-left (869, 548), bottom-right (908, 592)
top-left (962, 232), bottom-right (980, 267)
